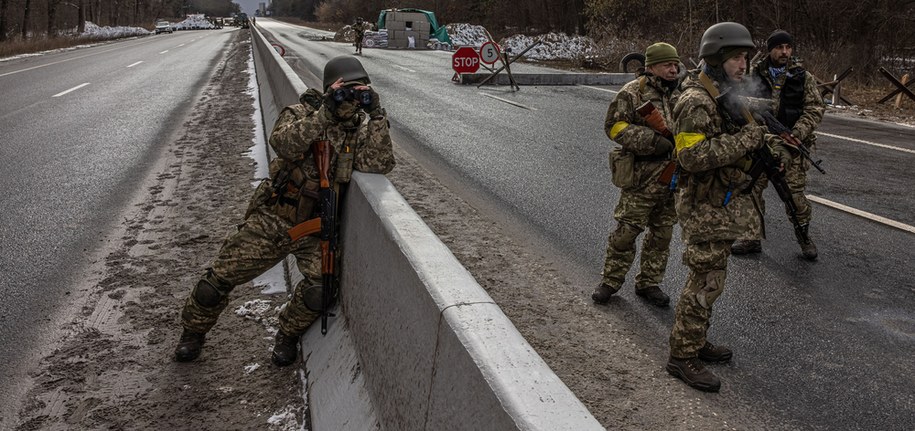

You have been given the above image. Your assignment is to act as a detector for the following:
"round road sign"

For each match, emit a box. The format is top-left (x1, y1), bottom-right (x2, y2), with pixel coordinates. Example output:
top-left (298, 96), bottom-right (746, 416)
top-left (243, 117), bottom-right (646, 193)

top-left (479, 41), bottom-right (501, 65)
top-left (452, 46), bottom-right (480, 74)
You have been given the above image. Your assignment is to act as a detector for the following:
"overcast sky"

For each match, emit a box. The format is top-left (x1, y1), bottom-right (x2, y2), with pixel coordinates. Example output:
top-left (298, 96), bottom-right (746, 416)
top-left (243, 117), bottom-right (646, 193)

top-left (234, 0), bottom-right (262, 15)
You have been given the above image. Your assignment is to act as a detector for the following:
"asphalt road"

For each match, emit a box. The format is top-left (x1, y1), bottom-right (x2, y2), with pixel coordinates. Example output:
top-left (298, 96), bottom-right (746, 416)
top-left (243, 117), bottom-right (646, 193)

top-left (256, 18), bottom-right (915, 430)
top-left (0, 28), bottom-right (238, 411)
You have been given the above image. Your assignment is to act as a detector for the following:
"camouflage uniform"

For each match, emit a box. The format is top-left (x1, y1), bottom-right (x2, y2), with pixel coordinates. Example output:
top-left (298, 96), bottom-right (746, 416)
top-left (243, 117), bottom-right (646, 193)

top-left (668, 73), bottom-right (776, 358)
top-left (180, 88), bottom-right (395, 337)
top-left (739, 56), bottom-right (825, 241)
top-left (600, 74), bottom-right (679, 293)
top-left (353, 21), bottom-right (369, 53)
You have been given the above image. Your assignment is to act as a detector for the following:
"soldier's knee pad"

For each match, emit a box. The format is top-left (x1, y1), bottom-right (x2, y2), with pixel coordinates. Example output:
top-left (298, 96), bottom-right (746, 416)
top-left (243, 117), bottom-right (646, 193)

top-left (192, 273), bottom-right (233, 308)
top-left (696, 270), bottom-right (726, 309)
top-left (610, 223), bottom-right (642, 251)
top-left (645, 225), bottom-right (673, 249)
top-left (294, 281), bottom-right (324, 312)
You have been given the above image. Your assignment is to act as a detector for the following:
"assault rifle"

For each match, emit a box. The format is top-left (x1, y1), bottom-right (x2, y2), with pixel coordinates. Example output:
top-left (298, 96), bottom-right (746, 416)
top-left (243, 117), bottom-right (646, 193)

top-left (741, 96), bottom-right (826, 174)
top-left (635, 101), bottom-right (678, 189)
top-left (716, 89), bottom-right (811, 244)
top-left (286, 140), bottom-right (339, 335)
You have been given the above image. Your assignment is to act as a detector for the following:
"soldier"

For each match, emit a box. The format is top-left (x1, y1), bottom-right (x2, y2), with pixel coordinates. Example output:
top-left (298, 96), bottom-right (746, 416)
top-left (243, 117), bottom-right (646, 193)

top-left (666, 22), bottom-right (791, 392)
top-left (353, 17), bottom-right (368, 55)
top-left (731, 30), bottom-right (825, 260)
top-left (173, 56), bottom-right (395, 367)
top-left (592, 42), bottom-right (683, 308)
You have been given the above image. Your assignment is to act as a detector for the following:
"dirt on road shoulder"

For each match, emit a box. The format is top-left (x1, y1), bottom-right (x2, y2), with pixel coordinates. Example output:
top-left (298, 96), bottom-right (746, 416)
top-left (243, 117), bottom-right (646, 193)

top-left (14, 30), bottom-right (307, 430)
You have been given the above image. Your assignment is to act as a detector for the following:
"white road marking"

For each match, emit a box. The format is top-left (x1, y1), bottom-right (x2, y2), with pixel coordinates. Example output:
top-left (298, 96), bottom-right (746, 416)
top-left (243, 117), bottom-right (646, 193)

top-left (580, 85), bottom-right (618, 94)
top-left (816, 131), bottom-right (915, 155)
top-left (52, 83), bottom-right (90, 97)
top-left (391, 64), bottom-right (416, 73)
top-left (159, 50), bottom-right (169, 54)
top-left (177, 43), bottom-right (186, 47)
top-left (479, 93), bottom-right (536, 110)
top-left (807, 194), bottom-right (915, 234)
top-left (0, 40), bottom-right (153, 77)
top-left (126, 61), bottom-right (143, 68)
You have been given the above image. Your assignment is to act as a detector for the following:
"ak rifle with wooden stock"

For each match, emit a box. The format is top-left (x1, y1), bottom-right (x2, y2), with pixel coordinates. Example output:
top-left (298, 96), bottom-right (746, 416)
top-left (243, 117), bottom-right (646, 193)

top-left (635, 100), bottom-right (678, 189)
top-left (286, 139), bottom-right (338, 335)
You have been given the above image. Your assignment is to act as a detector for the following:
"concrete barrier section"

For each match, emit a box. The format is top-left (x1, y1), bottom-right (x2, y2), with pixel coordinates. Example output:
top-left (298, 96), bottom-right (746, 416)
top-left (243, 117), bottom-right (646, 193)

top-left (250, 25), bottom-right (604, 431)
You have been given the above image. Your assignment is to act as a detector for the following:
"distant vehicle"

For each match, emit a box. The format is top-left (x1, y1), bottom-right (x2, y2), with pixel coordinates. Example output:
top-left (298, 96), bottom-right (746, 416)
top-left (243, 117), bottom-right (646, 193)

top-left (223, 17), bottom-right (234, 27)
top-left (236, 13), bottom-right (249, 29)
top-left (155, 21), bottom-right (173, 34)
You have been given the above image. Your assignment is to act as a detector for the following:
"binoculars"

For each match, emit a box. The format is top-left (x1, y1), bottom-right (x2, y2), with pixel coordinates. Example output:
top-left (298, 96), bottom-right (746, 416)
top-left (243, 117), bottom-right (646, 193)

top-left (332, 87), bottom-right (373, 108)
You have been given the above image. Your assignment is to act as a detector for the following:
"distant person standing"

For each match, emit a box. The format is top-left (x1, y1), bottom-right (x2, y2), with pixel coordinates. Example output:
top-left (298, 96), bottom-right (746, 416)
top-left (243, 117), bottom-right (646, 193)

top-left (592, 42), bottom-right (683, 308)
top-left (353, 17), bottom-right (368, 55)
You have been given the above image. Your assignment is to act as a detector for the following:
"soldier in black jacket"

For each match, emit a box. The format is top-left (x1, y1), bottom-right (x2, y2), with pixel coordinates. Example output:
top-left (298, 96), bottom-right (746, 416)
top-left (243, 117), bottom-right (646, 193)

top-left (731, 30), bottom-right (824, 260)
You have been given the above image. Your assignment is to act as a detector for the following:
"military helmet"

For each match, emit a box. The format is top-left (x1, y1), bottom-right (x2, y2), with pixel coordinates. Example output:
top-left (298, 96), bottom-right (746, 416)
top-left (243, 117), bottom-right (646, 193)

top-left (323, 56), bottom-right (370, 91)
top-left (699, 22), bottom-right (755, 66)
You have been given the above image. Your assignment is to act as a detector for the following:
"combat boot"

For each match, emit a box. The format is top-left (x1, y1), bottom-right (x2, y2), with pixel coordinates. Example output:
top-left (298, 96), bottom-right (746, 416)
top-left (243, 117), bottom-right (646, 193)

top-left (795, 224), bottom-right (818, 261)
top-left (666, 356), bottom-right (721, 392)
top-left (591, 283), bottom-right (619, 304)
top-left (697, 341), bottom-right (733, 363)
top-left (174, 329), bottom-right (205, 362)
top-left (731, 240), bottom-right (762, 255)
top-left (635, 285), bottom-right (670, 307)
top-left (271, 330), bottom-right (300, 367)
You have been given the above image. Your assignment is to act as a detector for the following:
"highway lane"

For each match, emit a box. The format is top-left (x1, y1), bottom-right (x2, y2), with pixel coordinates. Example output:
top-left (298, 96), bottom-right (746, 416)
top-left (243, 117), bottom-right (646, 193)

top-left (256, 19), bottom-right (914, 429)
top-left (0, 28), bottom-right (239, 413)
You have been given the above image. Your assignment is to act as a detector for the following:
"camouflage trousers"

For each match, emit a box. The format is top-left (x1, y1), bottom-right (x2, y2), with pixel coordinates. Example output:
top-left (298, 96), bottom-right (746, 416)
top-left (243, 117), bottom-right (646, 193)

top-left (180, 206), bottom-right (322, 337)
top-left (740, 151), bottom-right (813, 240)
top-left (600, 189), bottom-right (677, 290)
top-left (669, 240), bottom-right (732, 358)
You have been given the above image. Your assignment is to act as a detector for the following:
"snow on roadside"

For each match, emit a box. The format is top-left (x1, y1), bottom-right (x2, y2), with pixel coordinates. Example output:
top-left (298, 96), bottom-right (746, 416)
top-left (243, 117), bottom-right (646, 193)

top-left (174, 14), bottom-right (216, 30)
top-left (447, 23), bottom-right (490, 47)
top-left (500, 32), bottom-right (597, 60)
top-left (81, 21), bottom-right (150, 38)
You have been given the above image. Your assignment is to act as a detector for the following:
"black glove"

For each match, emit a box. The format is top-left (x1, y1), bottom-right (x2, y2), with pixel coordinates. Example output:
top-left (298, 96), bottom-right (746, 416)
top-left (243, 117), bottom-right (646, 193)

top-left (360, 88), bottom-right (382, 117)
top-left (652, 134), bottom-right (674, 156)
top-left (323, 88), bottom-right (342, 112)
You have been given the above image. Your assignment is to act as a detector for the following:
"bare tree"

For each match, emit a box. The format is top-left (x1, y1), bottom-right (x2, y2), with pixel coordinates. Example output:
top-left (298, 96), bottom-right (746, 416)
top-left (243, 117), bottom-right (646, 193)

top-left (0, 0), bottom-right (9, 41)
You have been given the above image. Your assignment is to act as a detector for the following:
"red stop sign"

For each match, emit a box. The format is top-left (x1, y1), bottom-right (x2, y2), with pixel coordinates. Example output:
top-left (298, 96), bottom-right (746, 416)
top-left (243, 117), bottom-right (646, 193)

top-left (452, 46), bottom-right (480, 74)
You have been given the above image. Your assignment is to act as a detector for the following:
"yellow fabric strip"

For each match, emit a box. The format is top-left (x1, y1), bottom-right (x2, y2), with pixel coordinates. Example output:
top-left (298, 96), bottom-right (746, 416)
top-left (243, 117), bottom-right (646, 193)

top-left (675, 132), bottom-right (706, 152)
top-left (609, 121), bottom-right (629, 139)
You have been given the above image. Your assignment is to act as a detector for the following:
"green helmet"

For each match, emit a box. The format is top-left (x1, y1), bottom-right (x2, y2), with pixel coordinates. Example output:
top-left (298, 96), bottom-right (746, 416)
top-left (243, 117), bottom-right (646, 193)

top-left (699, 22), bottom-right (755, 66)
top-left (322, 56), bottom-right (371, 91)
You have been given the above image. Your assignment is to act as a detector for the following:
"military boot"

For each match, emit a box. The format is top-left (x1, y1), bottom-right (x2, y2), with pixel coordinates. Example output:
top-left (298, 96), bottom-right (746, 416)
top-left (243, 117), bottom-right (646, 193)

top-left (591, 283), bottom-right (619, 304)
top-left (731, 240), bottom-right (762, 255)
top-left (635, 285), bottom-right (670, 307)
top-left (666, 356), bottom-right (721, 392)
top-left (698, 341), bottom-right (733, 363)
top-left (174, 329), bottom-right (205, 362)
top-left (795, 224), bottom-right (818, 261)
top-left (271, 330), bottom-right (300, 367)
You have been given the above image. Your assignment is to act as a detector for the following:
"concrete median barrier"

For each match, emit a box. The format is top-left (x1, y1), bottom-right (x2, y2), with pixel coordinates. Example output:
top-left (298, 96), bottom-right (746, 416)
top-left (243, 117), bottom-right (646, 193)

top-left (251, 25), bottom-right (604, 431)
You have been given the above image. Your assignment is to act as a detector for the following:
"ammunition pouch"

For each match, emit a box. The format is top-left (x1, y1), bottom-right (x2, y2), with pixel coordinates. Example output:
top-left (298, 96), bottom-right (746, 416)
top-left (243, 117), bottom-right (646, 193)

top-left (609, 147), bottom-right (635, 189)
top-left (335, 148), bottom-right (355, 184)
top-left (268, 159), bottom-right (321, 224)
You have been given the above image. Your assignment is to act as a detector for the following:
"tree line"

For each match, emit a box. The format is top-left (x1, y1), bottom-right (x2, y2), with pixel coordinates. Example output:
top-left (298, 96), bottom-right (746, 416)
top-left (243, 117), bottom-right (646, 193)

top-left (4, 0), bottom-right (913, 81)
top-left (0, 0), bottom-right (238, 40)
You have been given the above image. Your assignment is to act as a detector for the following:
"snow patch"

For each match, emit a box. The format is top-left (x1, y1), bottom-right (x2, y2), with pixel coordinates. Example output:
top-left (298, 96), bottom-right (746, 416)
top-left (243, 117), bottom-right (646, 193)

top-left (174, 14), bottom-right (216, 30)
top-left (244, 363), bottom-right (261, 374)
top-left (253, 262), bottom-right (287, 295)
top-left (447, 23), bottom-right (489, 48)
top-left (267, 404), bottom-right (306, 430)
top-left (81, 21), bottom-right (150, 38)
top-left (500, 32), bottom-right (597, 60)
top-left (235, 299), bottom-right (273, 320)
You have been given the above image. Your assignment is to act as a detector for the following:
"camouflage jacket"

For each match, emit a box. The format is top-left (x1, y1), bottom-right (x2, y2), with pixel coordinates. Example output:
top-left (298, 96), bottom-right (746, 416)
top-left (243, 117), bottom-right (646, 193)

top-left (604, 74), bottom-right (679, 193)
top-left (752, 56), bottom-right (825, 145)
top-left (250, 89), bottom-right (395, 223)
top-left (672, 74), bottom-right (767, 243)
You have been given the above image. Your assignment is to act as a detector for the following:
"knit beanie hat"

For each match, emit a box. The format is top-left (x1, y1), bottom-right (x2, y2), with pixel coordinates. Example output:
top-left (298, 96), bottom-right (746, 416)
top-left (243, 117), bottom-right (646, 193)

top-left (767, 30), bottom-right (794, 51)
top-left (645, 42), bottom-right (680, 66)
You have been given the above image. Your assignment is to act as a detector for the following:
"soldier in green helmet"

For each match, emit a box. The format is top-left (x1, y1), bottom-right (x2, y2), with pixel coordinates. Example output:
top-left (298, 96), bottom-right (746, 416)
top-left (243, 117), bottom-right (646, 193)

top-left (173, 56), bottom-right (395, 367)
top-left (593, 42), bottom-right (683, 308)
top-left (665, 22), bottom-right (792, 392)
